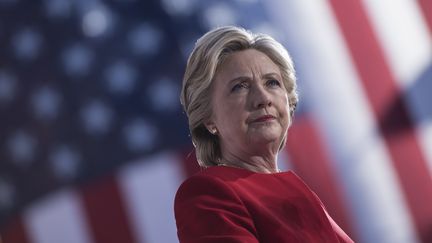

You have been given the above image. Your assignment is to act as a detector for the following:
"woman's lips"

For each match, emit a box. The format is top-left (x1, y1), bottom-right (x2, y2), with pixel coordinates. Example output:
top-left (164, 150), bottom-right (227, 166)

top-left (251, 115), bottom-right (276, 123)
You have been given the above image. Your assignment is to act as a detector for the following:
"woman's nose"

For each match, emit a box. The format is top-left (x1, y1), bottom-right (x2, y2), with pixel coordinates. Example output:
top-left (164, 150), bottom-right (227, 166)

top-left (252, 85), bottom-right (272, 108)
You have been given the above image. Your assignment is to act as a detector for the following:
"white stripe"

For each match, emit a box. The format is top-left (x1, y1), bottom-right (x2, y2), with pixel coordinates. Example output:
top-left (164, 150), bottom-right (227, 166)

top-left (118, 152), bottom-right (184, 243)
top-left (263, 1), bottom-right (419, 243)
top-left (362, 0), bottom-right (432, 87)
top-left (23, 189), bottom-right (93, 243)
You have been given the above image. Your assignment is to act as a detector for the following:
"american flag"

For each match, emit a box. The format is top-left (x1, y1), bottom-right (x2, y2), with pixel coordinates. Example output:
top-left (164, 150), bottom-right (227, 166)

top-left (1, 0), bottom-right (431, 242)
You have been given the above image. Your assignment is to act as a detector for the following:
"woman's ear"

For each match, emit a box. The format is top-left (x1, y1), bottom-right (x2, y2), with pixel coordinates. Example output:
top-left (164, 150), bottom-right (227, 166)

top-left (205, 121), bottom-right (218, 135)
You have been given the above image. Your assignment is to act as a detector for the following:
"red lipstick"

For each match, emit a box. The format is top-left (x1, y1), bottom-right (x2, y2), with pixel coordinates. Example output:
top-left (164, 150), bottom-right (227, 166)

top-left (252, 115), bottom-right (275, 123)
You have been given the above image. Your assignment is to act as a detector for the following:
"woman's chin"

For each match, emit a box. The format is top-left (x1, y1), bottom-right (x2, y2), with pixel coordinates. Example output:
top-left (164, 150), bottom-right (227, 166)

top-left (248, 129), bottom-right (281, 145)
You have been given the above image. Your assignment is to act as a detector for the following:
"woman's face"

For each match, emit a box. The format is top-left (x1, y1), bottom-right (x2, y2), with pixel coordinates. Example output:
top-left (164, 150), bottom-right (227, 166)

top-left (208, 49), bottom-right (290, 154)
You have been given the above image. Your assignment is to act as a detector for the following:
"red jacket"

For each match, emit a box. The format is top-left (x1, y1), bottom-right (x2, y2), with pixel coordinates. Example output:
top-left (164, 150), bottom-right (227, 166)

top-left (174, 166), bottom-right (353, 243)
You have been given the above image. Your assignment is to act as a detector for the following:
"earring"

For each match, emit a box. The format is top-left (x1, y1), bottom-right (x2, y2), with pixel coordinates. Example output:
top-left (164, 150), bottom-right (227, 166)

top-left (210, 128), bottom-right (217, 135)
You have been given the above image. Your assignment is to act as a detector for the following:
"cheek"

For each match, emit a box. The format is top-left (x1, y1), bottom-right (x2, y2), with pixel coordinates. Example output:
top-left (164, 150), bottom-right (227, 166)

top-left (278, 94), bottom-right (291, 125)
top-left (214, 102), bottom-right (242, 126)
top-left (278, 92), bottom-right (290, 111)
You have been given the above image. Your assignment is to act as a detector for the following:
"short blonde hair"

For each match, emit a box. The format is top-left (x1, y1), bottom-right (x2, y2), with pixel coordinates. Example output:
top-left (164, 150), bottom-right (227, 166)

top-left (181, 26), bottom-right (298, 167)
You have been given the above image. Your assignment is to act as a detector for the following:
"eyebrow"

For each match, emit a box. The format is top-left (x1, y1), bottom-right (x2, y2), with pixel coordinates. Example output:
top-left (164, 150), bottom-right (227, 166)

top-left (227, 76), bottom-right (250, 85)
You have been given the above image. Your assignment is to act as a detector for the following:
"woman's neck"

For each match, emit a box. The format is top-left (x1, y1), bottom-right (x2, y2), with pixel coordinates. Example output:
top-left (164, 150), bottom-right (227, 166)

top-left (219, 152), bottom-right (280, 173)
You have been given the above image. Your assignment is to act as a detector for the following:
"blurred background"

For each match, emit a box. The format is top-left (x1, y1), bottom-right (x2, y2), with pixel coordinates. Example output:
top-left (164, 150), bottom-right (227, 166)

top-left (0, 0), bottom-right (431, 242)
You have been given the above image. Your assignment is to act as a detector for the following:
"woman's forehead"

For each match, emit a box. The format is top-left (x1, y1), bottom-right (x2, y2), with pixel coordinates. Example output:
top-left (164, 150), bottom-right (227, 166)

top-left (217, 49), bottom-right (280, 78)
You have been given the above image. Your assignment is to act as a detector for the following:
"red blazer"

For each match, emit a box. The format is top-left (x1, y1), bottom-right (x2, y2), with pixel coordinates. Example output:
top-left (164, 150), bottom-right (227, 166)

top-left (174, 166), bottom-right (353, 243)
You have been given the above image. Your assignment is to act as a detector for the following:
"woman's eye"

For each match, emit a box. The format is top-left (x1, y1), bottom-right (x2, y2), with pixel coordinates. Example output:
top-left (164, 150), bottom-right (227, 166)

top-left (267, 79), bottom-right (281, 87)
top-left (231, 82), bottom-right (248, 92)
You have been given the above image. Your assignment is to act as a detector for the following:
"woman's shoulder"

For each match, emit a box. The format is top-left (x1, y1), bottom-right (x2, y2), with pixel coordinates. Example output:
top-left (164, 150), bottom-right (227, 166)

top-left (174, 166), bottom-right (249, 214)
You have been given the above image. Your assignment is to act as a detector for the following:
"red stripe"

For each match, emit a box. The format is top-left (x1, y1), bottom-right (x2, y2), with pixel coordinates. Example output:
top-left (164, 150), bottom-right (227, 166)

top-left (286, 116), bottom-right (357, 241)
top-left (80, 174), bottom-right (137, 243)
top-left (1, 217), bottom-right (29, 243)
top-left (418, 0), bottom-right (432, 33)
top-left (328, 1), bottom-right (432, 242)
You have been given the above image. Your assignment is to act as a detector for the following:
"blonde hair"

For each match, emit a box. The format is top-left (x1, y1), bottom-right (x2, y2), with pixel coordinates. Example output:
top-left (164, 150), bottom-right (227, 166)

top-left (180, 26), bottom-right (298, 167)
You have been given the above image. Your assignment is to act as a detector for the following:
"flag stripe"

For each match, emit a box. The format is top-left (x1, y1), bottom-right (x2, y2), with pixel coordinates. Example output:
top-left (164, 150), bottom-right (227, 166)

top-left (328, 0), bottom-right (432, 242)
top-left (1, 217), bottom-right (30, 243)
top-left (80, 175), bottom-right (136, 243)
top-left (118, 153), bottom-right (183, 243)
top-left (418, 0), bottom-right (432, 33)
top-left (286, 116), bottom-right (356, 239)
top-left (24, 190), bottom-right (92, 243)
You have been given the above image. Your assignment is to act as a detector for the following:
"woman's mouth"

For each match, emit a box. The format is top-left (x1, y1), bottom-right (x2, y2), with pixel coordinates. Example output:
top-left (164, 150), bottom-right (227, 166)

top-left (251, 115), bottom-right (276, 123)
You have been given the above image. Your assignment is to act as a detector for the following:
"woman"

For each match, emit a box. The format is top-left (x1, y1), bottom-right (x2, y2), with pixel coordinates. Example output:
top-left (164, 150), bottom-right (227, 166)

top-left (175, 26), bottom-right (353, 243)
